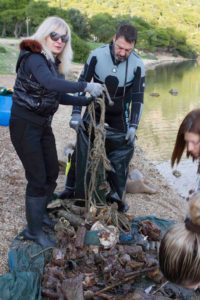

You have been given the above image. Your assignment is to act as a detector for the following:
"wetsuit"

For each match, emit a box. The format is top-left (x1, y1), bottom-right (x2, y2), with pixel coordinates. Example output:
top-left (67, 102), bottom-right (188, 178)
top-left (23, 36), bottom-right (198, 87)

top-left (62, 42), bottom-right (145, 208)
top-left (73, 42), bottom-right (145, 131)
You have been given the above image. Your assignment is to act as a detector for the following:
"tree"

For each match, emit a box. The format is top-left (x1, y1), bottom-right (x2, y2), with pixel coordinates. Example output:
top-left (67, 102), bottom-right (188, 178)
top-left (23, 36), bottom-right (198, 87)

top-left (65, 9), bottom-right (90, 39)
top-left (0, 0), bottom-right (29, 37)
top-left (71, 32), bottom-right (90, 63)
top-left (89, 13), bottom-right (116, 42)
top-left (25, 1), bottom-right (52, 34)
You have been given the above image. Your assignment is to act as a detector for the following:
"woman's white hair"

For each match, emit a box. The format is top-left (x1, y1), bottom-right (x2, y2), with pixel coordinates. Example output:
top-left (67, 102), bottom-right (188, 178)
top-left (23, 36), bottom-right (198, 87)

top-left (31, 16), bottom-right (73, 76)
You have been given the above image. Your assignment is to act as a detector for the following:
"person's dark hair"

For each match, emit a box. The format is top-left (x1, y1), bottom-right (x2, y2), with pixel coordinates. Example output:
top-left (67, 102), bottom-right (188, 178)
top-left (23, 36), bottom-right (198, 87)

top-left (115, 24), bottom-right (137, 44)
top-left (171, 108), bottom-right (200, 171)
top-left (159, 193), bottom-right (200, 287)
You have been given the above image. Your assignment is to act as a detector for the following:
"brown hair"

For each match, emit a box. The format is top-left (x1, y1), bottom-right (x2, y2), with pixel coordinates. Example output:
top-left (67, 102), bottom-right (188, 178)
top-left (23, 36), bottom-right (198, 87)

top-left (171, 108), bottom-right (200, 172)
top-left (159, 193), bottom-right (200, 286)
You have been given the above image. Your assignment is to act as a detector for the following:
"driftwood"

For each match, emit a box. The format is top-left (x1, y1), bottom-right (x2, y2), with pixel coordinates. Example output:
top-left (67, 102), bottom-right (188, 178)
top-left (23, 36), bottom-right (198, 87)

top-left (75, 226), bottom-right (86, 249)
top-left (62, 274), bottom-right (84, 300)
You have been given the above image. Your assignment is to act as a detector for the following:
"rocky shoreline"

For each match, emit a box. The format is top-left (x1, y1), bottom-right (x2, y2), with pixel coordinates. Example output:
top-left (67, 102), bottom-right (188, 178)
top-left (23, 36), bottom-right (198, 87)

top-left (144, 52), bottom-right (188, 71)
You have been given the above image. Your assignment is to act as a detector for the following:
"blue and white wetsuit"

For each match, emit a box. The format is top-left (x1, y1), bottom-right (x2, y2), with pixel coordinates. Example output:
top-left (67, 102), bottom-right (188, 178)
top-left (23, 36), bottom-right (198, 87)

top-left (73, 42), bottom-right (145, 131)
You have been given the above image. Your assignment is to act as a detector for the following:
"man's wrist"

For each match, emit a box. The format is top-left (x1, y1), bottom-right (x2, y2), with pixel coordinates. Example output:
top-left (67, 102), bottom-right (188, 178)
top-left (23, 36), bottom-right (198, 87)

top-left (129, 124), bottom-right (137, 129)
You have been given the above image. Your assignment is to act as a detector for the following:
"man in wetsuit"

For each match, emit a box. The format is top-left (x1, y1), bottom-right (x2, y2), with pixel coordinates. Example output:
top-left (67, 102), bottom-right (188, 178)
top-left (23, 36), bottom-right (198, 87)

top-left (57, 24), bottom-right (145, 212)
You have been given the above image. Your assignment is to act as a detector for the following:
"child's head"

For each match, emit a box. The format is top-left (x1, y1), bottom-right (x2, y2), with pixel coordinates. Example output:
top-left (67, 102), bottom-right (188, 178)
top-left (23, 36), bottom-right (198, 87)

top-left (159, 193), bottom-right (200, 289)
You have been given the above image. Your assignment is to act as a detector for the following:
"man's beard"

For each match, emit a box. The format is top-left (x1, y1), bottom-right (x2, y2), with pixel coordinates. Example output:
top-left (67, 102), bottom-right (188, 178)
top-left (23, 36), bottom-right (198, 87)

top-left (115, 55), bottom-right (126, 62)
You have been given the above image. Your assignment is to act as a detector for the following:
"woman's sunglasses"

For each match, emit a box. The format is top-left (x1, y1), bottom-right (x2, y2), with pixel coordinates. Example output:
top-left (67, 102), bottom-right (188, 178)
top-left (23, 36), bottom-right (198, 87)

top-left (49, 31), bottom-right (69, 43)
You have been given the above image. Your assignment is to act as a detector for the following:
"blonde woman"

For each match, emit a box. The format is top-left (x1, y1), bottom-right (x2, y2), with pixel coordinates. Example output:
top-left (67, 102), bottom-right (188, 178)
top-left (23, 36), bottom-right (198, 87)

top-left (9, 16), bottom-right (103, 248)
top-left (159, 193), bottom-right (200, 289)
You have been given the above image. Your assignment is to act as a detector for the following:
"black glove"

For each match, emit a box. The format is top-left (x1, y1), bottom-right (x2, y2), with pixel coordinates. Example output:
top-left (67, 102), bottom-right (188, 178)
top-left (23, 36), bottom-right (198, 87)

top-left (84, 96), bottom-right (96, 106)
top-left (69, 113), bottom-right (85, 132)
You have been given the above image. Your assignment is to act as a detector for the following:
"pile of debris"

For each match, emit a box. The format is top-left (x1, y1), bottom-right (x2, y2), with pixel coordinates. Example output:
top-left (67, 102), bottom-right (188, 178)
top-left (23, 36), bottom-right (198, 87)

top-left (40, 200), bottom-right (197, 300)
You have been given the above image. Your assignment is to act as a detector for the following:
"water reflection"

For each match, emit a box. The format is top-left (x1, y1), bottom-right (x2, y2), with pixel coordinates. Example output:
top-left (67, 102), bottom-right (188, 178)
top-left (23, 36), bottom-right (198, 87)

top-left (138, 60), bottom-right (200, 161)
top-left (137, 60), bottom-right (200, 197)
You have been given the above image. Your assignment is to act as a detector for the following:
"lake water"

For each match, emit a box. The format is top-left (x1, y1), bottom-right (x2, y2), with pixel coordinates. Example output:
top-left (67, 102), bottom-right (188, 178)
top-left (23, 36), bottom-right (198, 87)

top-left (137, 60), bottom-right (200, 197)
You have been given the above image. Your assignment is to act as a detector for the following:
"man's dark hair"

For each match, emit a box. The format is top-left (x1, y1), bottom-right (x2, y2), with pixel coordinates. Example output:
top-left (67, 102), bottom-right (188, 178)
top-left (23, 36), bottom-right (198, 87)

top-left (115, 24), bottom-right (137, 43)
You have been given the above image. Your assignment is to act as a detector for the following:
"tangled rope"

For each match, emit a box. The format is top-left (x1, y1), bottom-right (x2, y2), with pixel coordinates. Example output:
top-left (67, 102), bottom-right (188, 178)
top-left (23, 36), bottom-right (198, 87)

top-left (84, 90), bottom-right (112, 211)
top-left (83, 86), bottom-right (131, 232)
top-left (96, 203), bottom-right (131, 232)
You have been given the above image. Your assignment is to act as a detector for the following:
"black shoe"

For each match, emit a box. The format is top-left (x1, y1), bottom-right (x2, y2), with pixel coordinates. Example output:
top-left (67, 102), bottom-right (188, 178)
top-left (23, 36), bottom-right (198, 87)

top-left (22, 228), bottom-right (56, 248)
top-left (74, 200), bottom-right (86, 207)
top-left (106, 192), bottom-right (129, 213)
top-left (56, 187), bottom-right (74, 200)
top-left (118, 202), bottom-right (129, 213)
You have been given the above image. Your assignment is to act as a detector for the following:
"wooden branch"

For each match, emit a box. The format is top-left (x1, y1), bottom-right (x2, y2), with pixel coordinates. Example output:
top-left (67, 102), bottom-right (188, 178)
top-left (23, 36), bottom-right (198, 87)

top-left (94, 293), bottom-right (113, 299)
top-left (95, 266), bottom-right (157, 295)
top-left (124, 266), bottom-right (157, 278)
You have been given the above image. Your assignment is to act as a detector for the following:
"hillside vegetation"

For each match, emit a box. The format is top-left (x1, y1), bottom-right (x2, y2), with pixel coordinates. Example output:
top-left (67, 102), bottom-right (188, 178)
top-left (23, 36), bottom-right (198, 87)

top-left (50, 0), bottom-right (200, 52)
top-left (0, 0), bottom-right (199, 62)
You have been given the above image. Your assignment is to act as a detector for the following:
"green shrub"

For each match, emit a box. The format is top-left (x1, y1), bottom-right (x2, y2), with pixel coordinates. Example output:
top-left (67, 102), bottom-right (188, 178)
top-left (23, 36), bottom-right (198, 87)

top-left (176, 44), bottom-right (197, 58)
top-left (65, 8), bottom-right (90, 39)
top-left (0, 46), bottom-right (6, 53)
top-left (89, 13), bottom-right (116, 42)
top-left (71, 32), bottom-right (90, 63)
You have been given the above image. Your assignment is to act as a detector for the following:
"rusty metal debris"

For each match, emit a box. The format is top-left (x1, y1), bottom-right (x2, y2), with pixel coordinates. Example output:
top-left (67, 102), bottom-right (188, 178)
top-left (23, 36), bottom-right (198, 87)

top-left (40, 202), bottom-right (196, 299)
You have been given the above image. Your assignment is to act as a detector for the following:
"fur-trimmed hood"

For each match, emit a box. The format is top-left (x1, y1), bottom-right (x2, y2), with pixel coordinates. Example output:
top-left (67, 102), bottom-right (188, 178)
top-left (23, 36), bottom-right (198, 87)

top-left (16, 39), bottom-right (46, 72)
top-left (19, 39), bottom-right (42, 53)
top-left (16, 38), bottom-right (61, 72)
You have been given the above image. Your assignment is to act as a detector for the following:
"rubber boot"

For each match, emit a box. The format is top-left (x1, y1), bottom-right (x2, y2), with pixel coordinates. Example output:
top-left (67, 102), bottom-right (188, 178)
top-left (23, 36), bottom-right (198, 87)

top-left (56, 185), bottom-right (74, 200)
top-left (43, 195), bottom-right (57, 229)
top-left (107, 171), bottom-right (129, 213)
top-left (23, 196), bottom-right (56, 248)
top-left (43, 212), bottom-right (57, 229)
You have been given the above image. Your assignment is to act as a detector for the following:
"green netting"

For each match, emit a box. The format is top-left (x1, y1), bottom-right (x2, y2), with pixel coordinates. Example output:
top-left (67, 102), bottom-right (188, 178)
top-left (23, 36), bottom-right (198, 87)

top-left (0, 240), bottom-right (46, 300)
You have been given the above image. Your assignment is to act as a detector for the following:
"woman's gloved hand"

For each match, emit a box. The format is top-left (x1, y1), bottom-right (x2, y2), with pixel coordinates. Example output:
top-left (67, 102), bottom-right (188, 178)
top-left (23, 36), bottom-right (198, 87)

top-left (125, 126), bottom-right (136, 145)
top-left (84, 82), bottom-right (104, 97)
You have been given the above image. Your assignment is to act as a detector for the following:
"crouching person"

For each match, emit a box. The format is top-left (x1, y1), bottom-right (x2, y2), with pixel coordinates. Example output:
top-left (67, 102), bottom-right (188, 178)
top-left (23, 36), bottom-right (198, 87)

top-left (159, 193), bottom-right (200, 289)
